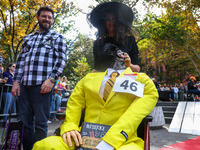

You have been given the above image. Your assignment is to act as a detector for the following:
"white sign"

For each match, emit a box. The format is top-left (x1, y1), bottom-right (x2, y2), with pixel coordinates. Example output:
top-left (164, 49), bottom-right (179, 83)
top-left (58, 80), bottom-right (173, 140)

top-left (113, 77), bottom-right (145, 97)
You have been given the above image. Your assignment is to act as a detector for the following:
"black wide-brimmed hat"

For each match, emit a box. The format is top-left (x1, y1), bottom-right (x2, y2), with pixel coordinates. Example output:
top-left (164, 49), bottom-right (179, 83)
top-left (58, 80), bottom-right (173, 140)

top-left (87, 2), bottom-right (134, 29)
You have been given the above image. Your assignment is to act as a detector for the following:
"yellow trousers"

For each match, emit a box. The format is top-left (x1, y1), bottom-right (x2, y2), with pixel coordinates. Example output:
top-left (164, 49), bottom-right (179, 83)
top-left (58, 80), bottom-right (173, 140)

top-left (32, 136), bottom-right (143, 150)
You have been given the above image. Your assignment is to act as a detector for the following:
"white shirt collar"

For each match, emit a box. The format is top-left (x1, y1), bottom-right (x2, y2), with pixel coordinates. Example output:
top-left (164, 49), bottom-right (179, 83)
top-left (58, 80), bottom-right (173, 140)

top-left (107, 68), bottom-right (124, 76)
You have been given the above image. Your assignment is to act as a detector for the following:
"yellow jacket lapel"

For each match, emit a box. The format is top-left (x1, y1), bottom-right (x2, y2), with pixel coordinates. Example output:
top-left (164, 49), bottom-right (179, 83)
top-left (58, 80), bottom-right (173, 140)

top-left (93, 71), bottom-right (107, 103)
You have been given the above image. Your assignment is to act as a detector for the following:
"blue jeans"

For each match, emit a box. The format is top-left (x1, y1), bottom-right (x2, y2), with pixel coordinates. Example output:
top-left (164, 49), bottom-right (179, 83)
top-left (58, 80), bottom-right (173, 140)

top-left (2, 92), bottom-right (16, 122)
top-left (50, 95), bottom-right (56, 119)
top-left (188, 89), bottom-right (200, 97)
top-left (54, 93), bottom-right (61, 111)
top-left (18, 84), bottom-right (52, 150)
top-left (174, 93), bottom-right (178, 101)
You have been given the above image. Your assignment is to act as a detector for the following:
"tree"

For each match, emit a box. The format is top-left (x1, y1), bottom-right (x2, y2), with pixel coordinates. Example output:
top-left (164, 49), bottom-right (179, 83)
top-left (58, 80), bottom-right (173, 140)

top-left (62, 33), bottom-right (94, 87)
top-left (136, 11), bottom-right (198, 83)
top-left (68, 57), bottom-right (92, 89)
top-left (73, 33), bottom-right (94, 68)
top-left (162, 1), bottom-right (200, 77)
top-left (143, 0), bottom-right (200, 77)
top-left (0, 0), bottom-right (78, 64)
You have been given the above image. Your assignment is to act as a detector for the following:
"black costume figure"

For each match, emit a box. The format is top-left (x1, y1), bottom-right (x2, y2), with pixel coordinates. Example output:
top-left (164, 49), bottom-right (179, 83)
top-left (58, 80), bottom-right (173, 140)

top-left (88, 2), bottom-right (140, 72)
top-left (93, 36), bottom-right (139, 72)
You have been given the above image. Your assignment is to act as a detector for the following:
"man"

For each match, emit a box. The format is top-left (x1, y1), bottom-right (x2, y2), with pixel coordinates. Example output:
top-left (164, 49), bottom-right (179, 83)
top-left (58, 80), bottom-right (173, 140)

top-left (11, 6), bottom-right (67, 150)
top-left (173, 84), bottom-right (179, 101)
top-left (188, 76), bottom-right (200, 97)
top-left (33, 46), bottom-right (158, 150)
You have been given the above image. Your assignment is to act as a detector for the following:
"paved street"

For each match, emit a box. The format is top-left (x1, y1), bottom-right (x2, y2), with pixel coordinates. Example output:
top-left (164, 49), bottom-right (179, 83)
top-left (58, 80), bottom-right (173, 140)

top-left (150, 124), bottom-right (198, 150)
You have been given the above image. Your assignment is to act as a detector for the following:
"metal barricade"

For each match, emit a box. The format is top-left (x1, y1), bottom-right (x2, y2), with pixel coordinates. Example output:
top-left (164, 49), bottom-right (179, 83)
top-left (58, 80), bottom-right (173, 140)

top-left (0, 84), bottom-right (16, 121)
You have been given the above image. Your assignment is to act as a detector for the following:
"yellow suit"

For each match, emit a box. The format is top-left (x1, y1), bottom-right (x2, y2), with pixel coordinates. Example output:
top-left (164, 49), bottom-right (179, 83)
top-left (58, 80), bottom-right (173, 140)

top-left (33, 67), bottom-right (158, 150)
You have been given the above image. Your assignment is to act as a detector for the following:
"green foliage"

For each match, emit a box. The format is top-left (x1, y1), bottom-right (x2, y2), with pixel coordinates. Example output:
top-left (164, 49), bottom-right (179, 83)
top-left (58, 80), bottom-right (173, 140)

top-left (62, 33), bottom-right (94, 88)
top-left (68, 57), bottom-right (92, 89)
top-left (73, 33), bottom-right (94, 68)
top-left (54, 1), bottom-right (79, 34)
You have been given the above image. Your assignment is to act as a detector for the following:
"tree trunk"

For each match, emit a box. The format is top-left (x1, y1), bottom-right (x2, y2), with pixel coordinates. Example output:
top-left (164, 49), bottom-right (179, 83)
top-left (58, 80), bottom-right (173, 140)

top-left (192, 48), bottom-right (200, 60)
top-left (186, 50), bottom-right (200, 76)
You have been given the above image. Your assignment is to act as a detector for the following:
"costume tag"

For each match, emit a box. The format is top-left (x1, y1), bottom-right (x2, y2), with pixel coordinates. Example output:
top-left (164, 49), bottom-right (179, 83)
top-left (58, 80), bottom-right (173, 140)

top-left (120, 131), bottom-right (128, 140)
top-left (123, 74), bottom-right (137, 80)
top-left (113, 76), bottom-right (144, 97)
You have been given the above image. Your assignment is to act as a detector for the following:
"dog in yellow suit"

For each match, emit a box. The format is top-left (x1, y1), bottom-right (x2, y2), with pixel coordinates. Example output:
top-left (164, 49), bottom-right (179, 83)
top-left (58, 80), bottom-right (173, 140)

top-left (33, 66), bottom-right (158, 150)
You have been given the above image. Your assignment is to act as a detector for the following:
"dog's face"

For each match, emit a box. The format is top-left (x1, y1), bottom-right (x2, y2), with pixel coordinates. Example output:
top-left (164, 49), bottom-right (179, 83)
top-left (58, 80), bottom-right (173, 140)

top-left (103, 43), bottom-right (126, 70)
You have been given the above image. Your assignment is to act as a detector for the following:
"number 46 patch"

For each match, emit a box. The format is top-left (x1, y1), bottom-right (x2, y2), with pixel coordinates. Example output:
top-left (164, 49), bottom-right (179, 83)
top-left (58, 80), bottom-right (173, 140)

top-left (113, 77), bottom-right (145, 97)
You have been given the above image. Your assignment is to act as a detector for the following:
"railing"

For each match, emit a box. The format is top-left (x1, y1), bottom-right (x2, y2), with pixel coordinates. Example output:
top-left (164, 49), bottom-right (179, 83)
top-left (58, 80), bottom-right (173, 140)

top-left (0, 84), bottom-right (16, 119)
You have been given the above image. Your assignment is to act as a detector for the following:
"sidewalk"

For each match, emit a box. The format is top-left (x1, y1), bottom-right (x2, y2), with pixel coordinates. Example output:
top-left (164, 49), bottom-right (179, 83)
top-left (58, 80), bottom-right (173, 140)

top-left (0, 121), bottom-right (199, 149)
top-left (47, 119), bottom-right (64, 136)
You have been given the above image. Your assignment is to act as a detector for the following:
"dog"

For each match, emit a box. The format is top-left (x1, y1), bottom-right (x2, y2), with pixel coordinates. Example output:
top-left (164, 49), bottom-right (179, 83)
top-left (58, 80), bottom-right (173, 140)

top-left (103, 43), bottom-right (126, 70)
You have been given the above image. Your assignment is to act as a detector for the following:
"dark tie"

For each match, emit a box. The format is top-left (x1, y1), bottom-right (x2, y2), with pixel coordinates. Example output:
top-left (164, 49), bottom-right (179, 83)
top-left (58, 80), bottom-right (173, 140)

top-left (103, 72), bottom-right (119, 101)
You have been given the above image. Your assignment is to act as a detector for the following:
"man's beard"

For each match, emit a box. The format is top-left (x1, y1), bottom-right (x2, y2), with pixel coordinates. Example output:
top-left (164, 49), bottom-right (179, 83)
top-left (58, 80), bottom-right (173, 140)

top-left (39, 20), bottom-right (51, 31)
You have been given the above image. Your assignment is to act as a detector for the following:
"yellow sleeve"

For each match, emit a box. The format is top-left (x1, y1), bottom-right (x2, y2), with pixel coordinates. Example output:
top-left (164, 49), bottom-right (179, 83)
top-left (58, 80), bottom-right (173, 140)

top-left (60, 76), bottom-right (86, 136)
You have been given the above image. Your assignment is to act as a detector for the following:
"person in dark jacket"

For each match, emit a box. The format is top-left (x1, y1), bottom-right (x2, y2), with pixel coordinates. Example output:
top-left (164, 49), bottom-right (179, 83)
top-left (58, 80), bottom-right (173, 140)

top-left (187, 76), bottom-right (200, 97)
top-left (87, 2), bottom-right (140, 72)
top-left (2, 63), bottom-right (15, 122)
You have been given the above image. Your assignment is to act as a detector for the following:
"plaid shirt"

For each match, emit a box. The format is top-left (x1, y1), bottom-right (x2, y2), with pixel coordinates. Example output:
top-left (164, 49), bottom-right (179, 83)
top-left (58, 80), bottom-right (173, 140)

top-left (14, 29), bottom-right (67, 86)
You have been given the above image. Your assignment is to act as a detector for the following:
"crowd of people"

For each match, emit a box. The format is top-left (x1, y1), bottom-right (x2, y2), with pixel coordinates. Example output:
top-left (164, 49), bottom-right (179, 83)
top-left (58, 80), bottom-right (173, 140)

top-left (152, 77), bottom-right (200, 101)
